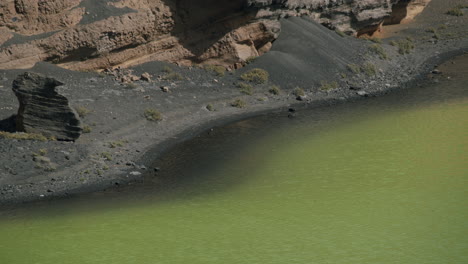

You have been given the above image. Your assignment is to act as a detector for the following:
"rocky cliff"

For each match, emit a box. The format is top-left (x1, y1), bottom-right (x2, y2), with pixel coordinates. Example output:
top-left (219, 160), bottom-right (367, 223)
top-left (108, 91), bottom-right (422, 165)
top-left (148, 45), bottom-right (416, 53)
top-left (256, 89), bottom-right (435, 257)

top-left (0, 0), bottom-right (430, 71)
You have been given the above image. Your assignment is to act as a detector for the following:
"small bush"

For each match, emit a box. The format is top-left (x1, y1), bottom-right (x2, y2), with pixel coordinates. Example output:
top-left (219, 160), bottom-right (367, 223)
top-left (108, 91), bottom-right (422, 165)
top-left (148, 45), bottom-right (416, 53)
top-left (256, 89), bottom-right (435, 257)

top-left (101, 152), bottom-right (113, 161)
top-left (293, 87), bottom-right (305, 97)
top-left (391, 39), bottom-right (415, 55)
top-left (340, 73), bottom-right (347, 79)
top-left (347, 64), bottom-right (361, 74)
top-left (245, 56), bottom-right (257, 64)
top-left (204, 65), bottom-right (226, 77)
top-left (75, 106), bottom-right (91, 118)
top-left (0, 131), bottom-right (48, 141)
top-left (426, 27), bottom-right (437, 33)
top-left (162, 72), bottom-right (184, 81)
top-left (369, 37), bottom-right (382, 44)
top-left (238, 82), bottom-right (254, 95)
top-left (144, 109), bottom-right (163, 121)
top-left (362, 63), bottom-right (377, 76)
top-left (269, 85), bottom-right (281, 95)
top-left (109, 140), bottom-right (127, 148)
top-left (240, 68), bottom-right (269, 84)
top-left (335, 30), bottom-right (346, 37)
top-left (206, 104), bottom-right (215, 111)
top-left (446, 6), bottom-right (464, 16)
top-left (231, 99), bottom-right (246, 108)
top-left (82, 125), bottom-right (92, 133)
top-left (369, 44), bottom-right (388, 60)
top-left (38, 148), bottom-right (47, 156)
top-left (320, 81), bottom-right (339, 91)
top-left (162, 66), bottom-right (174, 73)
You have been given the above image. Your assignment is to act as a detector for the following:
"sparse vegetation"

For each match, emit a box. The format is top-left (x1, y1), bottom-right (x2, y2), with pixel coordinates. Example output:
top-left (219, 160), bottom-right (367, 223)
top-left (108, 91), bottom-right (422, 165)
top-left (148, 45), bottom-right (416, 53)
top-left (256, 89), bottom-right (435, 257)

top-left (231, 99), bottom-right (246, 108)
top-left (347, 64), bottom-right (361, 74)
top-left (125, 83), bottom-right (138, 89)
top-left (293, 87), bottom-right (305, 97)
top-left (446, 6), bottom-right (465, 16)
top-left (162, 66), bottom-right (174, 73)
top-left (144, 108), bottom-right (163, 121)
top-left (204, 65), bottom-right (226, 77)
top-left (245, 56), bottom-right (257, 64)
top-left (82, 125), bottom-right (92, 133)
top-left (206, 104), bottom-right (215, 111)
top-left (101, 152), bottom-right (113, 161)
top-left (335, 30), bottom-right (347, 37)
top-left (340, 73), bottom-right (347, 79)
top-left (38, 148), bottom-right (47, 156)
top-left (162, 72), bottom-right (184, 81)
top-left (109, 140), bottom-right (127, 148)
top-left (0, 131), bottom-right (48, 141)
top-left (269, 85), bottom-right (281, 95)
top-left (369, 44), bottom-right (388, 60)
top-left (75, 106), bottom-right (91, 118)
top-left (369, 37), bottom-right (382, 44)
top-left (238, 82), bottom-right (254, 95)
top-left (320, 81), bottom-right (339, 91)
top-left (240, 68), bottom-right (269, 84)
top-left (390, 38), bottom-right (415, 55)
top-left (362, 63), bottom-right (377, 76)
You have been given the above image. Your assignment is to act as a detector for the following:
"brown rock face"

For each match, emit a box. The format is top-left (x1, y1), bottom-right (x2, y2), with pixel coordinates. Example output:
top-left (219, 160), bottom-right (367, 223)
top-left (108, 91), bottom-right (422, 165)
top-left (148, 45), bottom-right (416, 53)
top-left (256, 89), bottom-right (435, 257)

top-left (0, 0), bottom-right (431, 71)
top-left (12, 72), bottom-right (82, 141)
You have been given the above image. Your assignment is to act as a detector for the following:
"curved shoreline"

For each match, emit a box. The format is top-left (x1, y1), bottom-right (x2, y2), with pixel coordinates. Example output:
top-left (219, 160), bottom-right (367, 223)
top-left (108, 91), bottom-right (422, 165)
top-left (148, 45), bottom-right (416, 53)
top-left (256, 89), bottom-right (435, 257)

top-left (1, 2), bottom-right (467, 206)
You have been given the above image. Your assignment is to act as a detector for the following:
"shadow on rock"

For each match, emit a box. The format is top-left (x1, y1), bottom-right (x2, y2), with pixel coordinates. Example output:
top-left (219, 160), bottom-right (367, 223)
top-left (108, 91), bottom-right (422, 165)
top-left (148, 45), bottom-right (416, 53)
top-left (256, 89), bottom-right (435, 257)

top-left (0, 115), bottom-right (16, 133)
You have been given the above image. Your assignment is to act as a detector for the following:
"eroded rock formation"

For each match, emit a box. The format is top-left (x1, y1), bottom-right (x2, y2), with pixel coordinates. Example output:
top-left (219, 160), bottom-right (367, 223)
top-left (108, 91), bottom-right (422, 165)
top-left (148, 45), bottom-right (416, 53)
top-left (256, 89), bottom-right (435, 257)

top-left (12, 72), bottom-right (82, 141)
top-left (0, 0), bottom-right (431, 71)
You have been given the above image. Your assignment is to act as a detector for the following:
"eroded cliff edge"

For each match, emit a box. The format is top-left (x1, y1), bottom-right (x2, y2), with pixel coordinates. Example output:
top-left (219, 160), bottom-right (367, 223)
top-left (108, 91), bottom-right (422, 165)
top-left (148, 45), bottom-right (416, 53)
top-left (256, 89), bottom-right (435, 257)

top-left (0, 0), bottom-right (430, 71)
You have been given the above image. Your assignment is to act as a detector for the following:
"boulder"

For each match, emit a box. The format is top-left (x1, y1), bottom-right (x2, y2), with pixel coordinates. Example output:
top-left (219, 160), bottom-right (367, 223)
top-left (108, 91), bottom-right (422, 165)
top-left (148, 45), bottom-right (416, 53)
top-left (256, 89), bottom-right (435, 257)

top-left (12, 72), bottom-right (82, 141)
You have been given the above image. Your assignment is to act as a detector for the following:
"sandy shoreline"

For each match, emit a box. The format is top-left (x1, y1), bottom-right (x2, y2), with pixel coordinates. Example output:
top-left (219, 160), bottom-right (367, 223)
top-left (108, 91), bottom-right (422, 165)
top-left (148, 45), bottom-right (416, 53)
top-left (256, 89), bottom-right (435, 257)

top-left (0, 1), bottom-right (467, 206)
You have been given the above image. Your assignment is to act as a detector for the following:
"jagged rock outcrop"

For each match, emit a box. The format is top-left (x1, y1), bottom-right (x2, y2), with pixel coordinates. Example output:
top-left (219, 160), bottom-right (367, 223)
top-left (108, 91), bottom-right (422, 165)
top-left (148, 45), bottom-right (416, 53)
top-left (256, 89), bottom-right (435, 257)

top-left (12, 72), bottom-right (82, 141)
top-left (0, 0), bottom-right (431, 71)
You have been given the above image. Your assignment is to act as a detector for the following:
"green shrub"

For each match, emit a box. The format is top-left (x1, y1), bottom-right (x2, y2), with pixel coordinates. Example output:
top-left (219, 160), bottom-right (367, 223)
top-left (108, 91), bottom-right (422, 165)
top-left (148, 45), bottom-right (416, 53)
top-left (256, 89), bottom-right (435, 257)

top-left (231, 99), bottom-right (246, 108)
top-left (390, 39), bottom-right (415, 55)
top-left (162, 66), bottom-right (174, 73)
top-left (75, 106), bottom-right (91, 118)
top-left (335, 30), bottom-right (346, 37)
top-left (269, 85), bottom-right (281, 95)
top-left (293, 87), bottom-right (305, 97)
top-left (245, 56), bottom-right (257, 64)
top-left (362, 63), bottom-right (377, 76)
top-left (446, 6), bottom-right (464, 16)
top-left (109, 140), bottom-right (127, 148)
top-left (144, 109), bottom-right (163, 121)
top-left (206, 104), bottom-right (215, 111)
top-left (238, 82), bottom-right (254, 95)
top-left (101, 152), bottom-right (113, 161)
top-left (82, 125), bottom-right (92, 133)
top-left (369, 44), bottom-right (388, 60)
top-left (369, 37), bottom-right (382, 44)
top-left (204, 65), bottom-right (226, 77)
top-left (240, 68), bottom-right (269, 84)
top-left (320, 81), bottom-right (339, 91)
top-left (347, 64), bottom-right (361, 74)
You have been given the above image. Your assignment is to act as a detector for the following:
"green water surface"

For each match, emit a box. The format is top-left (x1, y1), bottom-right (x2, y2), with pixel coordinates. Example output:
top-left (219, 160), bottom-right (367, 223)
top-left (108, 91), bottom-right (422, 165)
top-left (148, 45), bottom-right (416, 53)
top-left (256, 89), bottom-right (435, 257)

top-left (0, 81), bottom-right (467, 263)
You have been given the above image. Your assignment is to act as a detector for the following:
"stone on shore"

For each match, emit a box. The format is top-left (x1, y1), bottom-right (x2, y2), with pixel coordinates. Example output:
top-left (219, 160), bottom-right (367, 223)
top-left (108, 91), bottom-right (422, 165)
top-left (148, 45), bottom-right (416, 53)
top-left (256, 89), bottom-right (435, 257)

top-left (12, 72), bottom-right (82, 141)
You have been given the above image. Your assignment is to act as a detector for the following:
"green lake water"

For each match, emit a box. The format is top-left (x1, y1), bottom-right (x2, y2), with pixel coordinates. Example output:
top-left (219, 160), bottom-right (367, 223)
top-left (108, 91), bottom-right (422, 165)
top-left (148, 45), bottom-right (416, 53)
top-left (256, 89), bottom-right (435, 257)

top-left (0, 65), bottom-right (467, 263)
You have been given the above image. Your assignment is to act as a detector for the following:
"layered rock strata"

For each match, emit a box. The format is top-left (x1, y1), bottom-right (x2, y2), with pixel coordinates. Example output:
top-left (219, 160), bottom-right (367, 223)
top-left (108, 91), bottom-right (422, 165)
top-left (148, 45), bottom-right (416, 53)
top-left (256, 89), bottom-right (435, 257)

top-left (12, 72), bottom-right (82, 141)
top-left (0, 0), bottom-right (431, 71)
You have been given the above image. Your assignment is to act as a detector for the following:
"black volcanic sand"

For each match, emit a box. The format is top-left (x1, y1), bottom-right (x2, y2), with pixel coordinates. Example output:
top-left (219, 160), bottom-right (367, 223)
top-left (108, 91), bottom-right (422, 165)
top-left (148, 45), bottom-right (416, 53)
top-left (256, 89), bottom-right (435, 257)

top-left (0, 0), bottom-right (467, 205)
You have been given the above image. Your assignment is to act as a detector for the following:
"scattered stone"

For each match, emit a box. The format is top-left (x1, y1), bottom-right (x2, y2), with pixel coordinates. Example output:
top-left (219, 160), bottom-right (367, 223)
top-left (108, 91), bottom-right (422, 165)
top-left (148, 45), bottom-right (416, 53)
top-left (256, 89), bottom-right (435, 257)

top-left (357, 90), bottom-right (369, 97)
top-left (154, 167), bottom-right (160, 172)
top-left (288, 108), bottom-right (296, 113)
top-left (296, 95), bottom-right (307, 101)
top-left (432, 69), bottom-right (442, 74)
top-left (129, 171), bottom-right (142, 176)
top-left (12, 72), bottom-right (82, 141)
top-left (161, 86), bottom-right (170, 93)
top-left (141, 72), bottom-right (151, 82)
